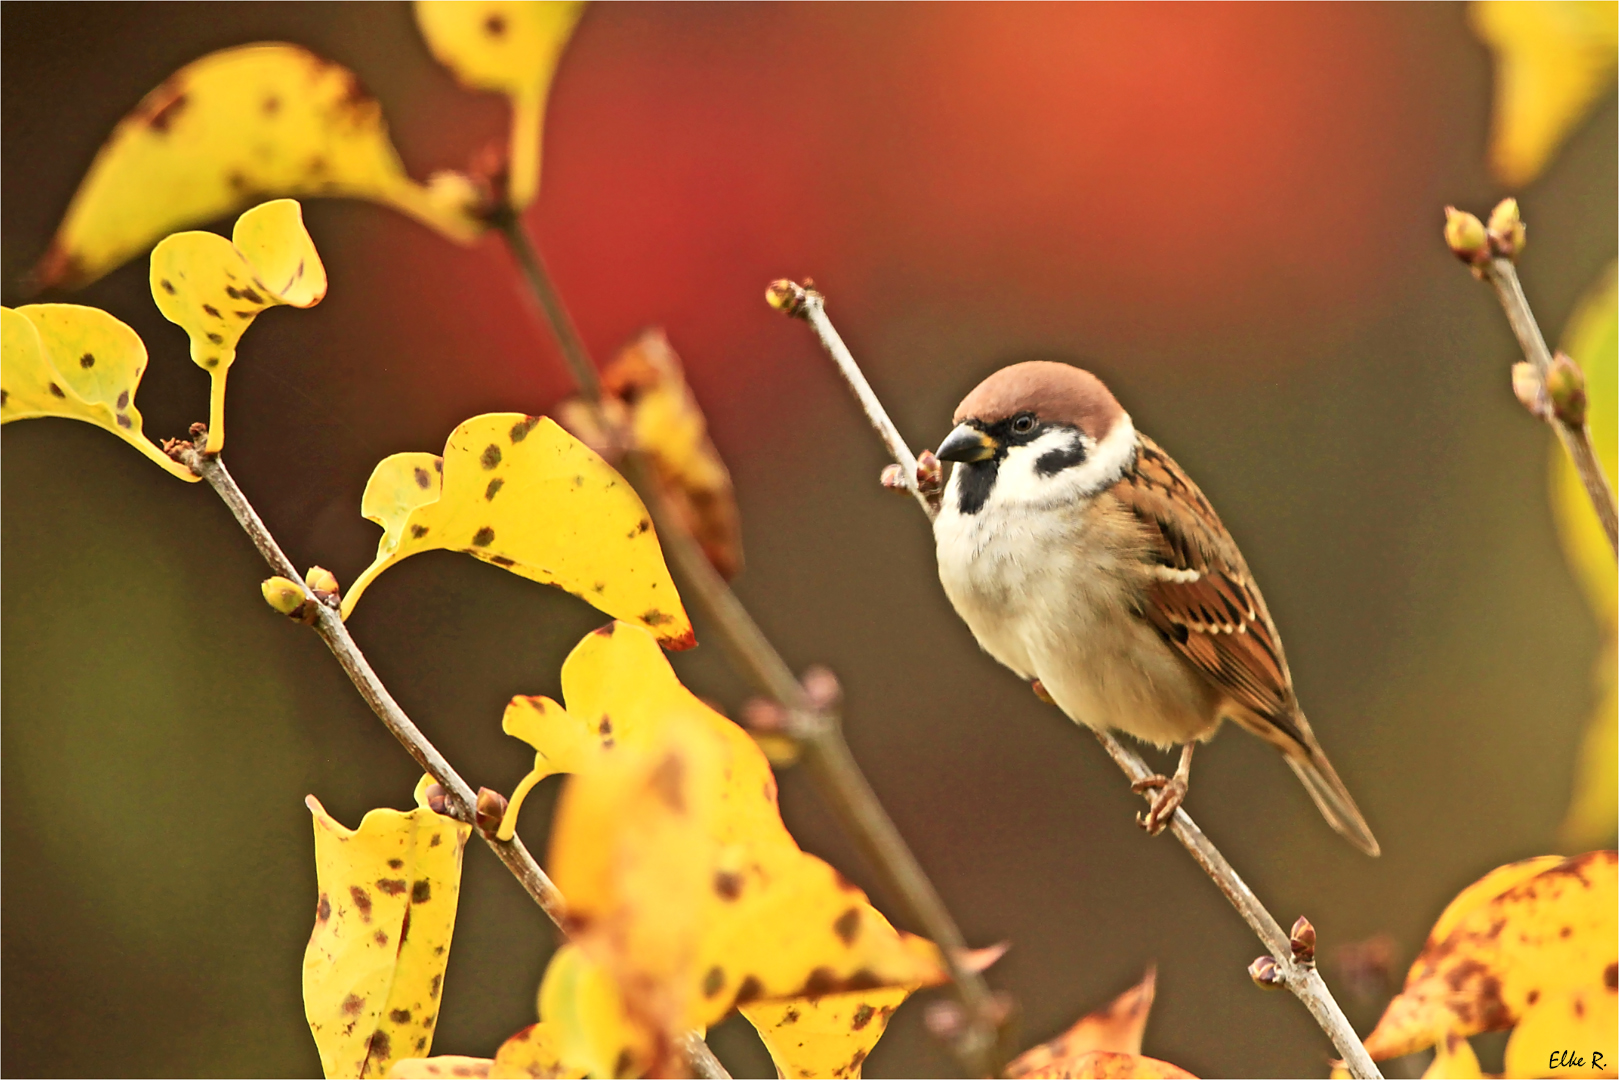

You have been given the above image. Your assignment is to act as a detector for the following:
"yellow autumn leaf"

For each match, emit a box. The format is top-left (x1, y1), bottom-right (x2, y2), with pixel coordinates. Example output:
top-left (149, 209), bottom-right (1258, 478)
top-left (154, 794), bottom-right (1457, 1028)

top-left (1007, 968), bottom-right (1159, 1078)
top-left (36, 43), bottom-right (482, 291)
top-left (533, 624), bottom-right (951, 1075)
top-left (557, 330), bottom-right (743, 580)
top-left (341, 415), bottom-right (693, 650)
top-left (384, 1022), bottom-right (582, 1080)
top-left (304, 786), bottom-right (472, 1079)
top-left (149, 198), bottom-right (326, 453)
top-left (537, 944), bottom-right (657, 1078)
top-left (1471, 1), bottom-right (1619, 185)
top-left (1011, 1053), bottom-right (1196, 1080)
top-left (1364, 851), bottom-right (1618, 1068)
top-left (414, 1), bottom-right (586, 209)
top-left (1, 304), bottom-right (196, 481)
top-left (740, 986), bottom-right (910, 1080)
top-left (1554, 264), bottom-right (1617, 850)
top-left (1422, 1031), bottom-right (1486, 1080)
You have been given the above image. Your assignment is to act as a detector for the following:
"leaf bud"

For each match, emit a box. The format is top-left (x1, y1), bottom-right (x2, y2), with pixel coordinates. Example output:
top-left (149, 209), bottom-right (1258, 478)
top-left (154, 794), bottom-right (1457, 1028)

top-left (1486, 197), bottom-right (1526, 259)
top-left (1443, 207), bottom-right (1489, 264)
top-left (1511, 361), bottom-right (1548, 419)
top-left (305, 565), bottom-right (341, 605)
top-left (917, 449), bottom-right (944, 498)
top-left (765, 279), bottom-right (811, 317)
top-left (423, 783), bottom-right (449, 816)
top-left (1248, 955), bottom-right (1284, 990)
top-left (1546, 352), bottom-right (1587, 427)
top-left (880, 463), bottom-right (909, 492)
top-left (801, 665), bottom-right (842, 712)
top-left (1290, 915), bottom-right (1317, 965)
top-left (261, 576), bottom-right (313, 622)
top-left (475, 787), bottom-right (508, 837)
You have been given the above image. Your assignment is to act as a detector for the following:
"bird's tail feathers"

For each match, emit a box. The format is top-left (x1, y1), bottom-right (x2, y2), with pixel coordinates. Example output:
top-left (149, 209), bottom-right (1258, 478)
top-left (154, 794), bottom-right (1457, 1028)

top-left (1284, 747), bottom-right (1380, 857)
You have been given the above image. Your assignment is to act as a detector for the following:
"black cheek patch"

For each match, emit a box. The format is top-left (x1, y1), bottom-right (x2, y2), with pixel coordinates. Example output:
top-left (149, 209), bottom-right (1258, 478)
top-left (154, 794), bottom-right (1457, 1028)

top-left (1035, 440), bottom-right (1087, 477)
top-left (954, 460), bottom-right (999, 515)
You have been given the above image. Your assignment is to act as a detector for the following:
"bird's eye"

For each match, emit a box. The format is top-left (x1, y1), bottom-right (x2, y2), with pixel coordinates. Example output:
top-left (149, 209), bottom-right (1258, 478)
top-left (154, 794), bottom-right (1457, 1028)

top-left (1011, 414), bottom-right (1036, 434)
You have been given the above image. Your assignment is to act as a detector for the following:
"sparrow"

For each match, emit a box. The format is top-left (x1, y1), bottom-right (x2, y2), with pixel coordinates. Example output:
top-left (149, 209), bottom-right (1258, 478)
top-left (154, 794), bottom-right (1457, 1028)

top-left (931, 361), bottom-right (1379, 856)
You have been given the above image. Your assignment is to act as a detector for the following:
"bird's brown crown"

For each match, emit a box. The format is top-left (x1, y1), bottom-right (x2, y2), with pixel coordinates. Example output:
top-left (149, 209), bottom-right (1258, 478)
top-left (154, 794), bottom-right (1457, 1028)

top-left (952, 361), bottom-right (1124, 439)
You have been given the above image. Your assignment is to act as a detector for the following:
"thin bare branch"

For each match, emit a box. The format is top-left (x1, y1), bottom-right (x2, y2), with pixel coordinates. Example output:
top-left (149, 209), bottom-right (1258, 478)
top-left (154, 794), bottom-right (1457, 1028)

top-left (495, 216), bottom-right (1013, 1076)
top-left (169, 436), bottom-right (731, 1080)
top-left (768, 278), bottom-right (1385, 1080)
top-left (1478, 255), bottom-right (1618, 556)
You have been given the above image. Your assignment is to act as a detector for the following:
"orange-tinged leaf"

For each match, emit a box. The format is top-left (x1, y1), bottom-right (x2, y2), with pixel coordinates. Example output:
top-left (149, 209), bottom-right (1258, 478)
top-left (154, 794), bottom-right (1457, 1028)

top-left (303, 787), bottom-right (472, 1079)
top-left (37, 44), bottom-right (481, 290)
top-left (341, 415), bottom-right (693, 651)
top-left (489, 1022), bottom-right (586, 1079)
top-left (1, 304), bottom-right (196, 481)
top-left (1012, 1051), bottom-right (1196, 1080)
top-left (557, 330), bottom-right (743, 580)
top-left (1471, 1), bottom-right (1619, 185)
top-left (149, 198), bottom-right (327, 452)
top-left (740, 985), bottom-right (910, 1080)
top-left (414, 1), bottom-right (586, 208)
top-left (1365, 851), bottom-right (1618, 1062)
top-left (1007, 968), bottom-right (1158, 1078)
top-left (536, 623), bottom-right (950, 1074)
top-left (1429, 856), bottom-right (1567, 945)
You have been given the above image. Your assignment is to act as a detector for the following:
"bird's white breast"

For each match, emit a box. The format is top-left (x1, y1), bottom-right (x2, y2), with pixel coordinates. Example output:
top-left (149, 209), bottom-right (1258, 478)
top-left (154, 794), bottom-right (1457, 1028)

top-left (933, 428), bottom-right (1219, 747)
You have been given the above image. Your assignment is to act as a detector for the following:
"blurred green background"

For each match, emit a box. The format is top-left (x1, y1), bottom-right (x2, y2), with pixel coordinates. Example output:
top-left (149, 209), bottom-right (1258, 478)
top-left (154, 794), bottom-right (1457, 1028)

top-left (2, 3), bottom-right (1614, 1077)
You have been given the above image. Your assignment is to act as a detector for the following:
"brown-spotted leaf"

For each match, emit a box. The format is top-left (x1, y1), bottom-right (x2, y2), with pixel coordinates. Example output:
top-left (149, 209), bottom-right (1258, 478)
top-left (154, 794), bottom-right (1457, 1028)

top-left (1007, 967), bottom-right (1158, 1078)
top-left (557, 330), bottom-right (742, 579)
top-left (414, 1), bottom-right (586, 208)
top-left (386, 1056), bottom-right (491, 1079)
top-left (1, 304), bottom-right (196, 481)
top-left (341, 415), bottom-right (693, 651)
top-left (149, 198), bottom-right (326, 452)
top-left (304, 788), bottom-right (472, 1079)
top-left (538, 624), bottom-right (950, 1076)
top-left (740, 986), bottom-right (910, 1080)
top-left (384, 1023), bottom-right (582, 1080)
top-left (37, 44), bottom-right (482, 290)
top-left (1365, 851), bottom-right (1617, 1068)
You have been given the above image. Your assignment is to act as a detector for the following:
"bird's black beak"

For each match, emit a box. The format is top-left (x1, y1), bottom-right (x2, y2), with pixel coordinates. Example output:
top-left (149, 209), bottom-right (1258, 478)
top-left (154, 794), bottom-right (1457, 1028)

top-left (936, 423), bottom-right (997, 463)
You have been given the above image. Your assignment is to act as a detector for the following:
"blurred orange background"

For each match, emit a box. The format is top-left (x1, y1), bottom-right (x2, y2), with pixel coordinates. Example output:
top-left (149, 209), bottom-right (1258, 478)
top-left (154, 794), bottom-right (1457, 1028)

top-left (2, 4), bottom-right (1613, 1077)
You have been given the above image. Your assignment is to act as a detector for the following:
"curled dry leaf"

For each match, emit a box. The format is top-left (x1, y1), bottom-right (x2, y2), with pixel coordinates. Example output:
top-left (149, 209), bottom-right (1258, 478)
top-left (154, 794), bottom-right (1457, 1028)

top-left (304, 785), bottom-right (472, 1079)
top-left (556, 329), bottom-right (743, 580)
top-left (37, 44), bottom-right (483, 291)
top-left (1, 304), bottom-right (197, 481)
top-left (1470, 0), bottom-right (1619, 186)
top-left (342, 414), bottom-right (693, 651)
top-left (414, 1), bottom-right (586, 209)
top-left (1007, 968), bottom-right (1173, 1079)
top-left (149, 198), bottom-right (328, 452)
top-left (521, 623), bottom-right (954, 1077)
top-left (1364, 851), bottom-right (1617, 1075)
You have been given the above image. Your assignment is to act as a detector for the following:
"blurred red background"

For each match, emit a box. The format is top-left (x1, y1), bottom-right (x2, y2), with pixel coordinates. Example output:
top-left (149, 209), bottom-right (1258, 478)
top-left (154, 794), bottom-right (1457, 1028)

top-left (3, 4), bottom-right (1613, 1078)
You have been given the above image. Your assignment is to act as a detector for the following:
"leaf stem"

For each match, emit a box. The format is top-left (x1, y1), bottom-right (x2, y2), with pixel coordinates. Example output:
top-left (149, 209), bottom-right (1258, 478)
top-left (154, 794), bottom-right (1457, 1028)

top-left (768, 278), bottom-right (1385, 1080)
top-left (495, 215), bottom-right (1013, 1077)
top-left (170, 438), bottom-right (733, 1080)
top-left (1481, 256), bottom-right (1618, 556)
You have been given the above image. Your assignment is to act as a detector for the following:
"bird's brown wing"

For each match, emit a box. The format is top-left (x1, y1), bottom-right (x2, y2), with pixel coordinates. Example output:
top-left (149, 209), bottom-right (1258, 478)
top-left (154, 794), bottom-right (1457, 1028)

top-left (1112, 436), bottom-right (1306, 749)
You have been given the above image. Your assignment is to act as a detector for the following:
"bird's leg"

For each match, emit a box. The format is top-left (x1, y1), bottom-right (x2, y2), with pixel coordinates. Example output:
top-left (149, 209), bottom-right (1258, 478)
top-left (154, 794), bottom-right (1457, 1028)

top-left (1131, 742), bottom-right (1194, 835)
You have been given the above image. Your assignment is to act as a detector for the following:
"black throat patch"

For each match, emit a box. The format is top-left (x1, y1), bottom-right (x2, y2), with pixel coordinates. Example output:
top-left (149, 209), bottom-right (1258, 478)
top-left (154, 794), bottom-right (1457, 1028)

top-left (954, 457), bottom-right (1000, 515)
top-left (950, 419), bottom-right (1087, 515)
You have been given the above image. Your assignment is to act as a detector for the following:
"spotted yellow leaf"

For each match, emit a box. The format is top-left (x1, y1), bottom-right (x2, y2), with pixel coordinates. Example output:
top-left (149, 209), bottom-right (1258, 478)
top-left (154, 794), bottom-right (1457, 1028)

top-left (414, 1), bottom-right (586, 208)
top-left (557, 330), bottom-right (743, 580)
top-left (537, 944), bottom-right (653, 1079)
top-left (1, 304), bottom-right (196, 481)
top-left (740, 986), bottom-right (910, 1080)
top-left (1471, 1), bottom-right (1619, 185)
top-left (36, 44), bottom-right (483, 291)
top-left (1422, 1030), bottom-right (1486, 1080)
top-left (1011, 1052), bottom-right (1197, 1079)
top-left (304, 786), bottom-right (472, 1079)
top-left (342, 415), bottom-right (693, 651)
top-left (384, 1023), bottom-right (581, 1080)
top-left (386, 1056), bottom-right (491, 1079)
top-left (149, 198), bottom-right (326, 453)
top-left (1008, 968), bottom-right (1159, 1079)
top-left (1364, 851), bottom-right (1617, 1069)
top-left (534, 623), bottom-right (951, 1076)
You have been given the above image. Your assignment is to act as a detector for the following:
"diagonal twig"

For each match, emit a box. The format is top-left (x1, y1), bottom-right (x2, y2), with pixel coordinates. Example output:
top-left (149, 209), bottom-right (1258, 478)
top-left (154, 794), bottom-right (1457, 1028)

top-left (167, 435), bottom-right (731, 1080)
top-left (766, 277), bottom-right (1384, 1080)
top-left (494, 211), bottom-right (1015, 1077)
